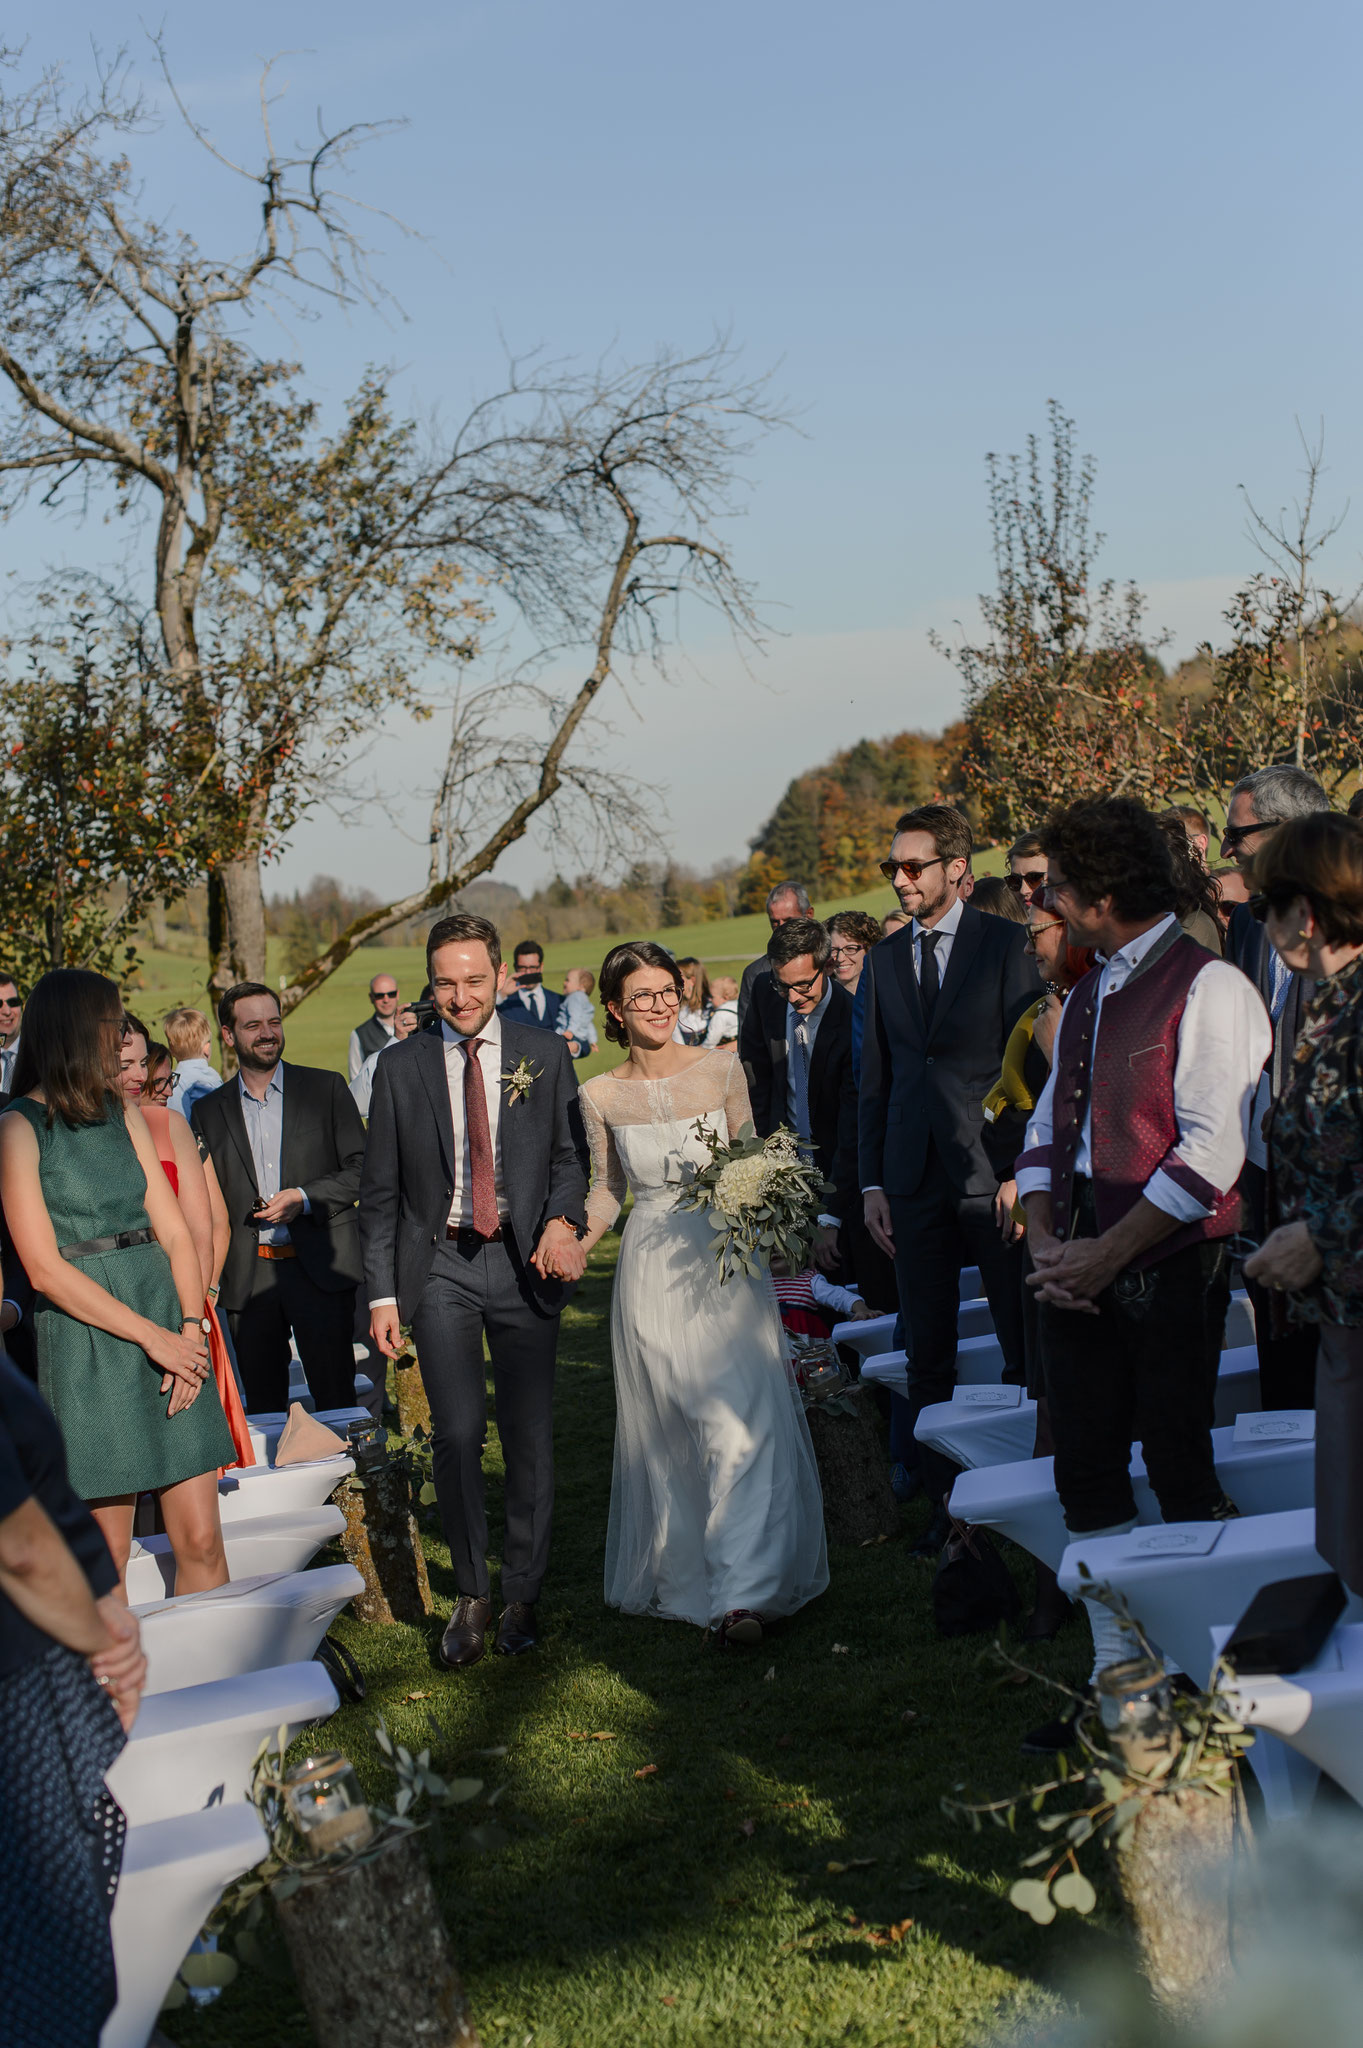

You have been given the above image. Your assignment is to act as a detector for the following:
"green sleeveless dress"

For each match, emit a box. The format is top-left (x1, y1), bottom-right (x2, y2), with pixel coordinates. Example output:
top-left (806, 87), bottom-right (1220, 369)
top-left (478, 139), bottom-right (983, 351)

top-left (7, 1099), bottom-right (234, 1497)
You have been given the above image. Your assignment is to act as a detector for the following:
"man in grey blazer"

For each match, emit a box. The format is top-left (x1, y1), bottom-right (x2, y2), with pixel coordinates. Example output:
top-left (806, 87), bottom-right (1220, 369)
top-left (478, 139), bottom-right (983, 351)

top-left (361, 914), bottom-right (589, 1668)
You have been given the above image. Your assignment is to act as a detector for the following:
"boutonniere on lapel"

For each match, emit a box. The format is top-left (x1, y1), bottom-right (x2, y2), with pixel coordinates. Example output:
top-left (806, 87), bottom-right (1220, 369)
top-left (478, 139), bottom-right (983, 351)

top-left (502, 1055), bottom-right (540, 1105)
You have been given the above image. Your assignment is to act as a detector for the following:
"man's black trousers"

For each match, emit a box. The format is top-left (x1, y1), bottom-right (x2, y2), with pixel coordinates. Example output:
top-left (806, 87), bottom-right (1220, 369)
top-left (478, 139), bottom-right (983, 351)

top-left (889, 1141), bottom-right (1028, 1501)
top-left (1039, 1184), bottom-right (1232, 1534)
top-left (228, 1252), bottom-right (358, 1414)
top-left (410, 1233), bottom-right (559, 1606)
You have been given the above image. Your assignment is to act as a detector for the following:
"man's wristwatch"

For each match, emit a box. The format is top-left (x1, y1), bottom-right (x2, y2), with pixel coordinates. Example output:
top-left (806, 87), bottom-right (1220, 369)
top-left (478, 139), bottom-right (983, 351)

top-left (554, 1215), bottom-right (589, 1241)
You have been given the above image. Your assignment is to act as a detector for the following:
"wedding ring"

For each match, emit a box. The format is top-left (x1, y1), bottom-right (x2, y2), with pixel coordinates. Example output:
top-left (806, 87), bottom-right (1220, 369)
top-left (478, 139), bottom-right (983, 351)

top-left (97, 1674), bottom-right (111, 1686)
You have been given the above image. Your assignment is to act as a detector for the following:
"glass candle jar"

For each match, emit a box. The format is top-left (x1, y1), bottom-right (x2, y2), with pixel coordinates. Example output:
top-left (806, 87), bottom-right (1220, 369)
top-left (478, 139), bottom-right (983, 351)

top-left (1096, 1655), bottom-right (1181, 1777)
top-left (346, 1420), bottom-right (390, 1476)
top-left (283, 1752), bottom-right (376, 1854)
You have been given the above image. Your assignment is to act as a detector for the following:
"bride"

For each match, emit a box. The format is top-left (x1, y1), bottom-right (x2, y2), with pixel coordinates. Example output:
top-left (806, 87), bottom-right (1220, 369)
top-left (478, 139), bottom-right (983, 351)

top-left (577, 941), bottom-right (828, 1647)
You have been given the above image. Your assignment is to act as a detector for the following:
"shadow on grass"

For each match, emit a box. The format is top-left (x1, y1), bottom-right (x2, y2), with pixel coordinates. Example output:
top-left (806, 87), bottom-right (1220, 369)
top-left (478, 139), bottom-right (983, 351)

top-left (164, 1239), bottom-right (1114, 2048)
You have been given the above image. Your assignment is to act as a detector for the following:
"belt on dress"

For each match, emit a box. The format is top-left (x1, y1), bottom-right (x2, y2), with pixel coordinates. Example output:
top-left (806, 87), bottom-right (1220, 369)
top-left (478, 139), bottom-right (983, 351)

top-left (59, 1227), bottom-right (155, 1261)
top-left (256, 1242), bottom-right (298, 1261)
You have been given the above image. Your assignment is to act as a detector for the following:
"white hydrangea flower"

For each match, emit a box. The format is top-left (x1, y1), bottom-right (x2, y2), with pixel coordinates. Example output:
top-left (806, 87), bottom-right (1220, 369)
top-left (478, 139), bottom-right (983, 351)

top-left (713, 1152), bottom-right (770, 1211)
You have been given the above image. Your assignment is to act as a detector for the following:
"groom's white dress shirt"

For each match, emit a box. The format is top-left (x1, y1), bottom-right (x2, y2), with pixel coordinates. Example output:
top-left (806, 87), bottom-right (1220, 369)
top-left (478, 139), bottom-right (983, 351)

top-left (369, 1012), bottom-right (511, 1308)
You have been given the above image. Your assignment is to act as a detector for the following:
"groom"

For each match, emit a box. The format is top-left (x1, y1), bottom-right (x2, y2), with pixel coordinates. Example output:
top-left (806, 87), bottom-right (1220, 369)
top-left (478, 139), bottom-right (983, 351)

top-left (361, 913), bottom-right (589, 1667)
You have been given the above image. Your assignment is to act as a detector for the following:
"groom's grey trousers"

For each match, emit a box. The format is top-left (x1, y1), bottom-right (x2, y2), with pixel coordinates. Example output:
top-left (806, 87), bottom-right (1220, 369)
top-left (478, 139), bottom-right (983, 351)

top-left (411, 1229), bottom-right (559, 1604)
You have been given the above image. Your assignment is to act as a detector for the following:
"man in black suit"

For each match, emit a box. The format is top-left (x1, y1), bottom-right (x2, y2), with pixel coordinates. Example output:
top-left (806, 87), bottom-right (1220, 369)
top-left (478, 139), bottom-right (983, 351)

top-left (860, 805), bottom-right (1041, 1550)
top-left (497, 939), bottom-right (564, 1032)
top-left (192, 984), bottom-right (366, 1415)
top-left (1220, 763), bottom-right (1331, 1408)
top-left (740, 917), bottom-right (858, 1272)
top-left (361, 914), bottom-right (589, 1669)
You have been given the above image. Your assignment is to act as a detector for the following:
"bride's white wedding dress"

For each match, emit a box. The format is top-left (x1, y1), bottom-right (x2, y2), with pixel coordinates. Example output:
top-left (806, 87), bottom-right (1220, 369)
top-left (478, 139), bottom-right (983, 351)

top-left (580, 1047), bottom-right (829, 1628)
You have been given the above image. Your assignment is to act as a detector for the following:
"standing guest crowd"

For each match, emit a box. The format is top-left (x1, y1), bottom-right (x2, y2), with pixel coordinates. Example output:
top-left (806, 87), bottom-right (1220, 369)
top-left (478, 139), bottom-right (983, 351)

top-left (10, 760), bottom-right (1363, 2040)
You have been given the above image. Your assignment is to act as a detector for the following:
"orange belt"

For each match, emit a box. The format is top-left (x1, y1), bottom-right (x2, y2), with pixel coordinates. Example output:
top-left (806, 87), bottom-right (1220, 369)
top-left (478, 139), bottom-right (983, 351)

top-left (256, 1242), bottom-right (297, 1261)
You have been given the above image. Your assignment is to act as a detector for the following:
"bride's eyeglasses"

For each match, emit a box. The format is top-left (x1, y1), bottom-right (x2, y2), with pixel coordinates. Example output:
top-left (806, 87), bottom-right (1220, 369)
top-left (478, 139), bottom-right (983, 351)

top-left (624, 988), bottom-right (681, 1012)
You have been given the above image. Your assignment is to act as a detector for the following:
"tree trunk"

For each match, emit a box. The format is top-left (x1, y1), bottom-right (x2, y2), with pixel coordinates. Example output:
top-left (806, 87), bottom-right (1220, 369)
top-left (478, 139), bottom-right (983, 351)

top-left (274, 1828), bottom-right (481, 2047)
top-left (334, 1467), bottom-right (434, 1627)
top-left (212, 852), bottom-right (269, 994)
top-left (1111, 1785), bottom-right (1235, 2019)
top-left (804, 1386), bottom-right (900, 1546)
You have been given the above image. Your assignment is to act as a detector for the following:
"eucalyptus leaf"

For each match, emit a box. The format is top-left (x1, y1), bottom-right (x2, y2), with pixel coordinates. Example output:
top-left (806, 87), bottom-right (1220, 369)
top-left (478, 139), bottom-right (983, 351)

top-left (179, 1951), bottom-right (240, 1989)
top-left (443, 1777), bottom-right (485, 1804)
top-left (1051, 1871), bottom-right (1097, 1914)
top-left (1008, 1878), bottom-right (1057, 1925)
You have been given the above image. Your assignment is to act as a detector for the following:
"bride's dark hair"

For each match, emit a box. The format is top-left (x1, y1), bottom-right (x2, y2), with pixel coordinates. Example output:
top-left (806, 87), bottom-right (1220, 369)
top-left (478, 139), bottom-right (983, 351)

top-left (599, 942), bottom-right (683, 1047)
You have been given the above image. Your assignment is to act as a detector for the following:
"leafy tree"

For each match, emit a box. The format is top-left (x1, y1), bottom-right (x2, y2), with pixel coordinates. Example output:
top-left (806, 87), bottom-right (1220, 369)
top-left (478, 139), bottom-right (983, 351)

top-left (936, 403), bottom-right (1180, 839)
top-left (0, 611), bottom-right (199, 984)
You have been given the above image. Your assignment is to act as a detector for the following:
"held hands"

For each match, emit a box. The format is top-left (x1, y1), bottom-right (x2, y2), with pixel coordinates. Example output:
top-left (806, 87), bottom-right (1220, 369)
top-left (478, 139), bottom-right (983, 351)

top-left (148, 1323), bottom-right (210, 1413)
top-left (90, 1595), bottom-right (146, 1733)
top-left (1244, 1222), bottom-right (1324, 1292)
top-left (1025, 1228), bottom-right (1114, 1314)
top-left (532, 1218), bottom-right (588, 1285)
top-left (253, 1188), bottom-right (306, 1226)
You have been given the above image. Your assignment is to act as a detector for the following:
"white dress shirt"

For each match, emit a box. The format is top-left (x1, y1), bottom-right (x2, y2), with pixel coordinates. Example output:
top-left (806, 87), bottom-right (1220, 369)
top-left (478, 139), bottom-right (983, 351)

top-left (1015, 914), bottom-right (1271, 1224)
top-left (911, 893), bottom-right (965, 984)
top-left (442, 1010), bottom-right (509, 1229)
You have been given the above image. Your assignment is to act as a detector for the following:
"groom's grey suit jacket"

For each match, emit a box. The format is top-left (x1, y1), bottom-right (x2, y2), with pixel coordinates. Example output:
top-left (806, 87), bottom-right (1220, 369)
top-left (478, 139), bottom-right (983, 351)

top-left (359, 1019), bottom-right (589, 1321)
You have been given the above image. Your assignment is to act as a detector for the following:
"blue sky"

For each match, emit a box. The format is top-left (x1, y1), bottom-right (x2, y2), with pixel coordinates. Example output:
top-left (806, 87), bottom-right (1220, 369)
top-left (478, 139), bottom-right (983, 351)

top-left (14, 1), bottom-right (1363, 898)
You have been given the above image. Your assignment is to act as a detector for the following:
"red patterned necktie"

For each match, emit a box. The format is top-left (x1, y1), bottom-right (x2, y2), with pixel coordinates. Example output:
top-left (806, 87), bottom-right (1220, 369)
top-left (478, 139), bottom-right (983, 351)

top-left (462, 1037), bottom-right (499, 1237)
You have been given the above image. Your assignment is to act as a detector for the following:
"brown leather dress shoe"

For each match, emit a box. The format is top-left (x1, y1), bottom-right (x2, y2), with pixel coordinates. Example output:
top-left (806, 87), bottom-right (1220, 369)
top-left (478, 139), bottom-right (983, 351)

top-left (494, 1601), bottom-right (539, 1655)
top-left (439, 1594), bottom-right (492, 1669)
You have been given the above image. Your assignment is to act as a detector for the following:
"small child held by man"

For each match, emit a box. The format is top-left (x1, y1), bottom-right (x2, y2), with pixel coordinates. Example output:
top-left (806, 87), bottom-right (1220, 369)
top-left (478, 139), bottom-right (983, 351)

top-left (556, 967), bottom-right (598, 1059)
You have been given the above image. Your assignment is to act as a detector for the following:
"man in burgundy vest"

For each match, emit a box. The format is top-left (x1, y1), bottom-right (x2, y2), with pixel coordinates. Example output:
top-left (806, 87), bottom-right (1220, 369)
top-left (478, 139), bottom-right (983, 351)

top-left (1013, 799), bottom-right (1269, 1736)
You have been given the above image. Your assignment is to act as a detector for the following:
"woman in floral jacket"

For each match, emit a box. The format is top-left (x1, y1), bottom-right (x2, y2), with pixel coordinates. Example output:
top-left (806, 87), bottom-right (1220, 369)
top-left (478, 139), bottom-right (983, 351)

top-left (1245, 811), bottom-right (1363, 1593)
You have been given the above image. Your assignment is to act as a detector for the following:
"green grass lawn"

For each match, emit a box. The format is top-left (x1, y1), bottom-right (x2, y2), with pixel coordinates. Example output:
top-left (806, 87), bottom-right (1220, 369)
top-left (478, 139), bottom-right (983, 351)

top-left (160, 1231), bottom-right (1109, 2048)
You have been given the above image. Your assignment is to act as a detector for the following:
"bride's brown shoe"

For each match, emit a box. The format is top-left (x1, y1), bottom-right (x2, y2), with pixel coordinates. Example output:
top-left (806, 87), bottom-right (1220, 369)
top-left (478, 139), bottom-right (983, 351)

top-left (716, 1610), bottom-right (764, 1648)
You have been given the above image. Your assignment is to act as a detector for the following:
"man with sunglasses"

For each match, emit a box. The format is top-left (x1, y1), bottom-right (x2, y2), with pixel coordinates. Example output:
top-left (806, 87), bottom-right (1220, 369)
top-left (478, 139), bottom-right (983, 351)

top-left (740, 918), bottom-right (858, 1276)
top-left (859, 805), bottom-right (1042, 1555)
top-left (0, 975), bottom-right (22, 1095)
top-left (348, 974), bottom-right (402, 1084)
top-left (1221, 764), bottom-right (1331, 1409)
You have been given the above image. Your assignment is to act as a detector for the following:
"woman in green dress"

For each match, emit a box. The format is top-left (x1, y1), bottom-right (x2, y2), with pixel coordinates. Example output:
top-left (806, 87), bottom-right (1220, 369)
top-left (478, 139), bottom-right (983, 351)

top-left (0, 970), bottom-right (232, 1596)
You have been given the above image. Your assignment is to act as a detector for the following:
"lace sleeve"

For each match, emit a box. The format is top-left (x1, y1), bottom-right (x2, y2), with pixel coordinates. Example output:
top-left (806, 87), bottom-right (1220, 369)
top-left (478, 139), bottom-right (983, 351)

top-left (580, 1084), bottom-right (627, 1229)
top-left (722, 1049), bottom-right (756, 1142)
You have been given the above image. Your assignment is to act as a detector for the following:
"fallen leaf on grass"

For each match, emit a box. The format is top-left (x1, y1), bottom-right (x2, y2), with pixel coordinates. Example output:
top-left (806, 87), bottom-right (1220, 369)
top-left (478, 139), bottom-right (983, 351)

top-left (776, 1799), bottom-right (811, 1810)
top-left (634, 1764), bottom-right (659, 1779)
top-left (403, 1689), bottom-right (433, 1701)
top-left (660, 1995), bottom-right (676, 2006)
top-left (859, 1532), bottom-right (891, 1547)
top-left (831, 1643), bottom-right (850, 1655)
top-left (762, 1666), bottom-right (776, 1682)
top-left (826, 1857), bottom-right (876, 1874)
top-left (740, 1818), bottom-right (756, 1838)
top-left (864, 1919), bottom-right (915, 1947)
top-left (566, 1731), bottom-right (616, 1741)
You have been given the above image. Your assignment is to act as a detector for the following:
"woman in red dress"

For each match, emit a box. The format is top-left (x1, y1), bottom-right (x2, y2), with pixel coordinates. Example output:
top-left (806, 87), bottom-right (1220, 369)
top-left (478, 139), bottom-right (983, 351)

top-left (119, 1017), bottom-right (254, 1469)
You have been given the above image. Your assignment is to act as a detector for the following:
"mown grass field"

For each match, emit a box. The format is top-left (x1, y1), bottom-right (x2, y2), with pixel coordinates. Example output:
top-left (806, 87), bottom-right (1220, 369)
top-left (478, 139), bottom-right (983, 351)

top-left (160, 1230), bottom-right (1111, 2048)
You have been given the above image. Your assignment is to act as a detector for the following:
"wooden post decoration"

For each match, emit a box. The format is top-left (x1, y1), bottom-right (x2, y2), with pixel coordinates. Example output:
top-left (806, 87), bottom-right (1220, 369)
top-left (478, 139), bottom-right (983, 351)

top-left (333, 1450), bottom-right (434, 1628)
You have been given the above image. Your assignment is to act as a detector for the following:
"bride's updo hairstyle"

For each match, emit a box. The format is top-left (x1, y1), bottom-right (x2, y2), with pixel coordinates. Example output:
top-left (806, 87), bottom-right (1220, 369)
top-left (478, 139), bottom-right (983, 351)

top-left (600, 942), bottom-right (683, 1047)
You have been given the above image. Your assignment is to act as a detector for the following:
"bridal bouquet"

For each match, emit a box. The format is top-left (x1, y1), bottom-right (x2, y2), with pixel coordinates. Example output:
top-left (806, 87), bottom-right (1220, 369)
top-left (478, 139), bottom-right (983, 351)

top-left (675, 1118), bottom-right (829, 1284)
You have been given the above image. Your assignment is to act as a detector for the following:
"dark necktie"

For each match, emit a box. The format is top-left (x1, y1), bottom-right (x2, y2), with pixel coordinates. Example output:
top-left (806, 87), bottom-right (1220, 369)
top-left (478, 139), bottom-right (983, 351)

top-left (919, 928), bottom-right (941, 1021)
top-left (462, 1038), bottom-right (500, 1238)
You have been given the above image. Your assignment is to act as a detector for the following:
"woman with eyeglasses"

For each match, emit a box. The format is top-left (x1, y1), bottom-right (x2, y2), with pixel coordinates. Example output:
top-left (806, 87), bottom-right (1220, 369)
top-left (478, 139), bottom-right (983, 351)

top-left (1243, 813), bottom-right (1363, 1594)
top-left (0, 972), bottom-right (233, 1594)
top-left (119, 1015), bottom-right (253, 1474)
top-left (576, 942), bottom-right (828, 1650)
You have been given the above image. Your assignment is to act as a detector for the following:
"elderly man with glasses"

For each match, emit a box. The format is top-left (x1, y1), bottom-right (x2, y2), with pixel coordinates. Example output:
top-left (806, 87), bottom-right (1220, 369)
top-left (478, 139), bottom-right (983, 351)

top-left (859, 805), bottom-right (1042, 1556)
top-left (347, 973), bottom-right (402, 1084)
top-left (1221, 764), bottom-right (1332, 1409)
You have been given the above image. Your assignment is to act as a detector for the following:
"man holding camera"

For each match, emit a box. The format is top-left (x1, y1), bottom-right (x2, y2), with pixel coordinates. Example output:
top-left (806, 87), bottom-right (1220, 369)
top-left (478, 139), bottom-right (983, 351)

top-left (192, 983), bottom-right (368, 1415)
top-left (498, 939), bottom-right (564, 1031)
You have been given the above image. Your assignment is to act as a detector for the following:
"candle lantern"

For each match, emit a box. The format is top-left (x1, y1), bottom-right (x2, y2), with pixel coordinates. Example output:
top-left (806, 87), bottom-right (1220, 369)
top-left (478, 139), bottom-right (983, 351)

top-left (1096, 1655), bottom-right (1181, 1776)
top-left (283, 1751), bottom-right (376, 1855)
top-left (346, 1419), bottom-right (390, 1476)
